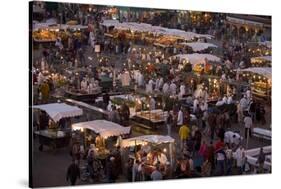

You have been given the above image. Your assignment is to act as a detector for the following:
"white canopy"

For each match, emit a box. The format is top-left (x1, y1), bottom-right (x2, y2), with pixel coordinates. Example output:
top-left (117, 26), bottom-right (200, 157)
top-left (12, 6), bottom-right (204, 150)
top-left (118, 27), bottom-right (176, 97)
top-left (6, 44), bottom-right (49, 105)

top-left (238, 67), bottom-right (272, 79)
top-left (33, 23), bottom-right (88, 31)
top-left (101, 20), bottom-right (213, 40)
top-left (72, 120), bottom-right (131, 139)
top-left (226, 16), bottom-right (264, 27)
top-left (121, 135), bottom-right (175, 148)
top-left (258, 41), bottom-right (271, 49)
top-left (251, 56), bottom-right (272, 63)
top-left (180, 42), bottom-right (217, 52)
top-left (33, 103), bottom-right (83, 122)
top-left (175, 53), bottom-right (221, 65)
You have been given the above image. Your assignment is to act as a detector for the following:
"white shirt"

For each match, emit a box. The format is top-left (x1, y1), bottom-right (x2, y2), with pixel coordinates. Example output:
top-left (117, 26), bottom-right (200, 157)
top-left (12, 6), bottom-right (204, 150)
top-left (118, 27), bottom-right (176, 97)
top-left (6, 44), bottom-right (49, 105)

top-left (155, 78), bottom-right (160, 90)
top-left (227, 96), bottom-right (233, 104)
top-left (81, 80), bottom-right (87, 90)
top-left (107, 102), bottom-right (113, 111)
top-left (179, 84), bottom-right (186, 97)
top-left (163, 83), bottom-right (169, 94)
top-left (138, 73), bottom-right (144, 86)
top-left (244, 116), bottom-right (252, 128)
top-left (240, 97), bottom-right (248, 110)
top-left (170, 83), bottom-right (177, 95)
top-left (38, 72), bottom-right (45, 85)
top-left (246, 90), bottom-right (251, 99)
top-left (158, 78), bottom-right (164, 89)
top-left (222, 96), bottom-right (228, 104)
top-left (177, 110), bottom-right (184, 125)
top-left (217, 152), bottom-right (225, 161)
top-left (235, 148), bottom-right (245, 167)
top-left (193, 99), bottom-right (199, 112)
top-left (146, 79), bottom-right (154, 93)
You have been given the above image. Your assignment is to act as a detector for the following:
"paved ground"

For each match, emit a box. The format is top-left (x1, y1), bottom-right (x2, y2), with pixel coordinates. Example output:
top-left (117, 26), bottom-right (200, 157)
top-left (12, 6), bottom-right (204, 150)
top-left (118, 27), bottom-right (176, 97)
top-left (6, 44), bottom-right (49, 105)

top-left (31, 41), bottom-right (271, 187)
top-left (31, 103), bottom-right (271, 187)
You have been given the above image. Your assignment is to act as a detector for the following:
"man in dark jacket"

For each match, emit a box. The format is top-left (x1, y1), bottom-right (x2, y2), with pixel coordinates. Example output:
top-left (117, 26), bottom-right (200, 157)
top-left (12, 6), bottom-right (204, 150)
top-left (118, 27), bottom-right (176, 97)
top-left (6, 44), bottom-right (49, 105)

top-left (106, 156), bottom-right (116, 183)
top-left (66, 160), bottom-right (80, 185)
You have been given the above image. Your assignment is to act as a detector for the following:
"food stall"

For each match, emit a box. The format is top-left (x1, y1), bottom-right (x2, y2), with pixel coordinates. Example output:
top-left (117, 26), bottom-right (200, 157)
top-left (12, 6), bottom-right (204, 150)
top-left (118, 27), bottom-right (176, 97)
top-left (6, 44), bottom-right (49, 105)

top-left (72, 120), bottom-right (131, 159)
top-left (134, 109), bottom-right (168, 130)
top-left (178, 42), bottom-right (217, 52)
top-left (33, 103), bottom-right (83, 151)
top-left (120, 135), bottom-right (176, 180)
top-left (101, 20), bottom-right (212, 46)
top-left (250, 56), bottom-right (271, 67)
top-left (64, 68), bottom-right (102, 103)
top-left (174, 53), bottom-right (221, 74)
top-left (237, 67), bottom-right (271, 102)
top-left (32, 22), bottom-right (88, 43)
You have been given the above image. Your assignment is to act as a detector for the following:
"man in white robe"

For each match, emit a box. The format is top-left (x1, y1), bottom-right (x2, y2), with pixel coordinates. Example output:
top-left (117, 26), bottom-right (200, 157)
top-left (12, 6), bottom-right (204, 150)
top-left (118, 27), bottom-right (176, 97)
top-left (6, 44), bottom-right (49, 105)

top-left (246, 89), bottom-right (251, 100)
top-left (146, 79), bottom-right (154, 93)
top-left (239, 95), bottom-right (248, 111)
top-left (155, 78), bottom-right (160, 91)
top-left (193, 98), bottom-right (199, 113)
top-left (179, 84), bottom-right (186, 99)
top-left (162, 82), bottom-right (170, 94)
top-left (169, 82), bottom-right (177, 96)
top-left (177, 108), bottom-right (184, 126)
top-left (80, 79), bottom-right (87, 91)
top-left (38, 72), bottom-right (45, 85)
top-left (158, 77), bottom-right (164, 90)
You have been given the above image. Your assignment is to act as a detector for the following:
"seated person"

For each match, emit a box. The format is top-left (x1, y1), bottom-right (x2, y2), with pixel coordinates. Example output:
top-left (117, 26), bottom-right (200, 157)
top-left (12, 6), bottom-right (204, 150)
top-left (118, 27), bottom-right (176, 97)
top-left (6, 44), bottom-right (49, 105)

top-left (152, 150), bottom-right (168, 166)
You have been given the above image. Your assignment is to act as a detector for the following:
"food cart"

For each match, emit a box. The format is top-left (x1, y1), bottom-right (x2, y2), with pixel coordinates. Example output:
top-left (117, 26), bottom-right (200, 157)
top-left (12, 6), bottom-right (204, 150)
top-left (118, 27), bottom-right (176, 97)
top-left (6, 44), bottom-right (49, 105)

top-left (72, 120), bottom-right (131, 160)
top-left (250, 56), bottom-right (271, 67)
top-left (174, 53), bottom-right (221, 74)
top-left (237, 67), bottom-right (271, 102)
top-left (120, 135), bottom-right (176, 180)
top-left (33, 103), bottom-right (83, 151)
top-left (178, 42), bottom-right (217, 53)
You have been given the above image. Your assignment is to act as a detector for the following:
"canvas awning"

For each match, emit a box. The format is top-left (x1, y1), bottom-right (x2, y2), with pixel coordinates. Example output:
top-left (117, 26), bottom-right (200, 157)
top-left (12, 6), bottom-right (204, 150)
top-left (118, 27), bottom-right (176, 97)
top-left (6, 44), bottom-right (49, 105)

top-left (251, 56), bottom-right (271, 63)
top-left (179, 42), bottom-right (217, 52)
top-left (237, 67), bottom-right (272, 79)
top-left (72, 120), bottom-right (131, 139)
top-left (101, 20), bottom-right (213, 40)
top-left (174, 53), bottom-right (221, 65)
top-left (33, 103), bottom-right (83, 122)
top-left (258, 41), bottom-right (271, 49)
top-left (121, 135), bottom-right (175, 148)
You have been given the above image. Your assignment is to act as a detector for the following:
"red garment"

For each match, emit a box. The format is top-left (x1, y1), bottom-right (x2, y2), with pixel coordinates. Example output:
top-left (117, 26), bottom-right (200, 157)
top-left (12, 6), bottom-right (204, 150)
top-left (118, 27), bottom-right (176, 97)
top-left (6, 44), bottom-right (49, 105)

top-left (199, 143), bottom-right (207, 157)
top-left (214, 140), bottom-right (224, 152)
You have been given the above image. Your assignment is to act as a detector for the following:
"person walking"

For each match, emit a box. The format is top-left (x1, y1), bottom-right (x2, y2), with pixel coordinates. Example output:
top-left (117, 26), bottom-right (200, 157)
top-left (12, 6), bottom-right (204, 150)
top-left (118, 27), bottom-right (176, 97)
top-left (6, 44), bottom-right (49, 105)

top-left (256, 148), bottom-right (265, 173)
top-left (66, 160), bottom-right (80, 186)
top-left (244, 113), bottom-right (252, 139)
top-left (179, 124), bottom-right (190, 151)
top-left (235, 145), bottom-right (245, 175)
top-left (225, 144), bottom-right (233, 175)
top-left (166, 111), bottom-right (173, 136)
top-left (177, 107), bottom-right (184, 127)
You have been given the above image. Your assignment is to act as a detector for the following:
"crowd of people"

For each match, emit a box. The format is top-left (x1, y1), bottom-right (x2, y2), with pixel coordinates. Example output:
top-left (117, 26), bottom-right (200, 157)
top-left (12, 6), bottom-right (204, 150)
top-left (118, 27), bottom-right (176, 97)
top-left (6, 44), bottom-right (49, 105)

top-left (32, 2), bottom-right (271, 186)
